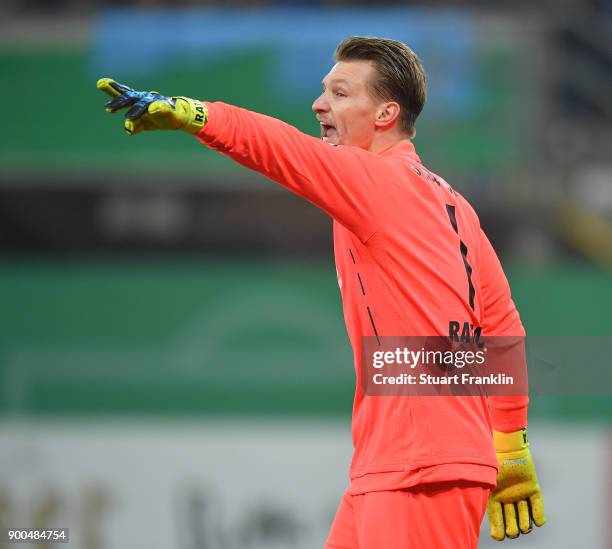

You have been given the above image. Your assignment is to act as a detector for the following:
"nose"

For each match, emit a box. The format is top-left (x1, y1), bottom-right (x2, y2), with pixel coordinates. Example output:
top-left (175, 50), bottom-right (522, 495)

top-left (312, 92), bottom-right (329, 114)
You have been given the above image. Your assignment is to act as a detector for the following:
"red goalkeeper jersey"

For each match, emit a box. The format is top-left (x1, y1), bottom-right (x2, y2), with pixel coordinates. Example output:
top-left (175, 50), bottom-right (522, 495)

top-left (196, 102), bottom-right (528, 494)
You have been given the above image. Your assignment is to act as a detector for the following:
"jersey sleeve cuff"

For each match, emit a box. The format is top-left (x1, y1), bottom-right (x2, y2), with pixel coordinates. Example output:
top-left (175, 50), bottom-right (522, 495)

top-left (489, 396), bottom-right (528, 432)
top-left (194, 101), bottom-right (224, 144)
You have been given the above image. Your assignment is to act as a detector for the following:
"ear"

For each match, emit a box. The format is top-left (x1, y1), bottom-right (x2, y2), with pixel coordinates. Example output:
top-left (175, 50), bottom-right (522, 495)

top-left (374, 101), bottom-right (401, 130)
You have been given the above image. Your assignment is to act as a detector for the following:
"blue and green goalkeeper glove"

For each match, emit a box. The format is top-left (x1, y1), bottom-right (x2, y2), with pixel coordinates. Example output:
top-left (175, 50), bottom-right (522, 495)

top-left (97, 78), bottom-right (207, 135)
top-left (487, 429), bottom-right (547, 541)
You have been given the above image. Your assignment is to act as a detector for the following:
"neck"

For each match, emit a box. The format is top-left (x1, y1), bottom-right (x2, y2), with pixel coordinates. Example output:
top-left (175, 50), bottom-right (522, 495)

top-left (367, 130), bottom-right (412, 154)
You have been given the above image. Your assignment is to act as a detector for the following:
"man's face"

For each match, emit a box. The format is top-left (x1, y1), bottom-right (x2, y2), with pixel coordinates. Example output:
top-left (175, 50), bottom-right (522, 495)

top-left (312, 60), bottom-right (383, 149)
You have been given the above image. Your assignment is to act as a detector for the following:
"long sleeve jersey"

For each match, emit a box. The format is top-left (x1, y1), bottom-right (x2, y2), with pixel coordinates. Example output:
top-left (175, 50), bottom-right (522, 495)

top-left (196, 102), bottom-right (528, 494)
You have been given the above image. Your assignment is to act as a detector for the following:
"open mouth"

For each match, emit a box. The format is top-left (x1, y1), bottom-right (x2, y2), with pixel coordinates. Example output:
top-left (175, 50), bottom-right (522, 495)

top-left (320, 123), bottom-right (338, 142)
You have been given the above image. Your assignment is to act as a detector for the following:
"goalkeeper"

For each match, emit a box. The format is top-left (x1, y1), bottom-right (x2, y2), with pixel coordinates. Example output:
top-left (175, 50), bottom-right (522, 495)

top-left (98, 36), bottom-right (546, 548)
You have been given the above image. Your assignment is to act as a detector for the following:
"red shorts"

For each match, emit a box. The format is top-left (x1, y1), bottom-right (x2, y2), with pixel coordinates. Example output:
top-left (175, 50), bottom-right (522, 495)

top-left (325, 481), bottom-right (490, 549)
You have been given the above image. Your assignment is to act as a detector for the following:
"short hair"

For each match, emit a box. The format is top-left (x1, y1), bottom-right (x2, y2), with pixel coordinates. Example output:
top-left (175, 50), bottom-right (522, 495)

top-left (334, 36), bottom-right (427, 139)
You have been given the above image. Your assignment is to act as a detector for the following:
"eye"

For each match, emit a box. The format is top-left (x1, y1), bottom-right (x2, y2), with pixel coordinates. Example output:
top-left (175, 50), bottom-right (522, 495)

top-left (335, 91), bottom-right (346, 97)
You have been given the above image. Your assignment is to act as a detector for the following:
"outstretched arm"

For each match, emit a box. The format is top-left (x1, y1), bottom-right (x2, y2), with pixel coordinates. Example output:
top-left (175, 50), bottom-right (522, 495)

top-left (97, 79), bottom-right (391, 243)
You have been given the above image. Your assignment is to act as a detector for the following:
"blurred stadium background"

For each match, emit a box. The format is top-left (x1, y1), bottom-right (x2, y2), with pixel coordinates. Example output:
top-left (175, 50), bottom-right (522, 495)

top-left (1, 0), bottom-right (611, 547)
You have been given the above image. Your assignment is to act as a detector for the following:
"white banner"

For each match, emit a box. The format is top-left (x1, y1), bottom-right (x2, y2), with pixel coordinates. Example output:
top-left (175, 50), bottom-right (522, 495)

top-left (0, 421), bottom-right (607, 548)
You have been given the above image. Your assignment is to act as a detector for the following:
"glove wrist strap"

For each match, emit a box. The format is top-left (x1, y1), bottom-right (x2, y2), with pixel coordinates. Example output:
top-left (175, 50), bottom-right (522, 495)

top-left (176, 97), bottom-right (208, 134)
top-left (493, 428), bottom-right (528, 452)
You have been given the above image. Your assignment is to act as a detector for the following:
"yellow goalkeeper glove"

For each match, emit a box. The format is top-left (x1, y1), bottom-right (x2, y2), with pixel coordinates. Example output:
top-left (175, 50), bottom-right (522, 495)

top-left (97, 78), bottom-right (207, 135)
top-left (487, 429), bottom-right (546, 541)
